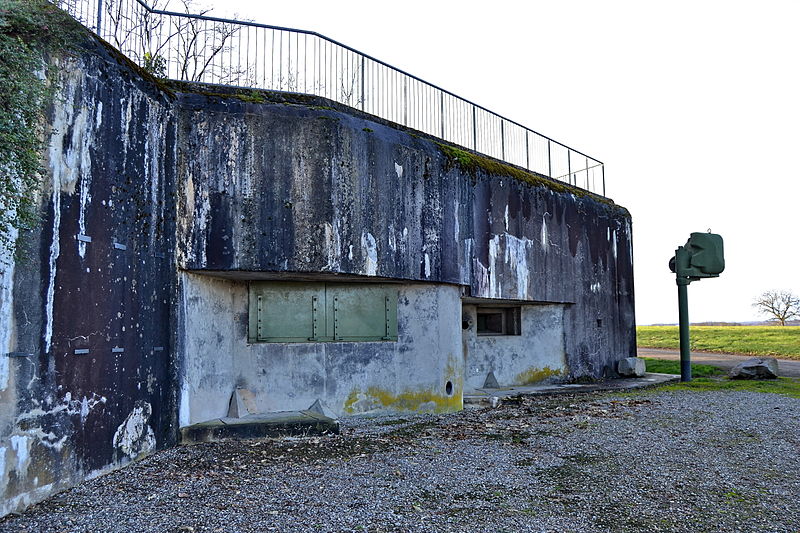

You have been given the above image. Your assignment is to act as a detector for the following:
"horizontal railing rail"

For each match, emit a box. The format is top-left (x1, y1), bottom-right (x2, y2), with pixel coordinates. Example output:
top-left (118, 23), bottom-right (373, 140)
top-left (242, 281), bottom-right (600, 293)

top-left (53, 0), bottom-right (605, 196)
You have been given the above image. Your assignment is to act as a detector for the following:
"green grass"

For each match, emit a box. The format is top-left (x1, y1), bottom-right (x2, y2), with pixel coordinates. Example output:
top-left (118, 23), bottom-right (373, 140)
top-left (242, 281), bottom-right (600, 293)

top-left (661, 376), bottom-right (800, 399)
top-left (642, 358), bottom-right (724, 377)
top-left (637, 326), bottom-right (800, 359)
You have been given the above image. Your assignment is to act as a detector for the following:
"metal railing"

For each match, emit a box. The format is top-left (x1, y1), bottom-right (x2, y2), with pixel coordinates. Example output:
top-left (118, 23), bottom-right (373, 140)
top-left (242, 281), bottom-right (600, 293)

top-left (54, 0), bottom-right (605, 196)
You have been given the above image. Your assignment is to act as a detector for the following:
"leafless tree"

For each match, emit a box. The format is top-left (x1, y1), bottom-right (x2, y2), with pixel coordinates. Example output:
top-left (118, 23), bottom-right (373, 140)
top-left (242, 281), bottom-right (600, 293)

top-left (753, 290), bottom-right (800, 326)
top-left (101, 0), bottom-right (247, 82)
top-left (339, 69), bottom-right (364, 108)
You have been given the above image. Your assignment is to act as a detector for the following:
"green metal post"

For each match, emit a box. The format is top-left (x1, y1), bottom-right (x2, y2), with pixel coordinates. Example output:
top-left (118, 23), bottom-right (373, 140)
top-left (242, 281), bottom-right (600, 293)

top-left (677, 277), bottom-right (691, 382)
top-left (670, 233), bottom-right (725, 382)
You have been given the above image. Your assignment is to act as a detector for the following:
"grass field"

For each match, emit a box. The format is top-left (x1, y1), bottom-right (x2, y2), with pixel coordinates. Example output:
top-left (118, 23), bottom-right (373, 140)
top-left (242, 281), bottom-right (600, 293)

top-left (660, 377), bottom-right (800, 398)
top-left (637, 357), bottom-right (800, 398)
top-left (641, 357), bottom-right (724, 377)
top-left (637, 326), bottom-right (800, 359)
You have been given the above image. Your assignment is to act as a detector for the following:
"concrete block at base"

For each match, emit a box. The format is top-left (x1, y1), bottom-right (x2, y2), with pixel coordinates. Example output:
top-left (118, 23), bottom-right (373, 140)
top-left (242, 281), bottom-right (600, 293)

top-left (180, 411), bottom-right (340, 444)
top-left (729, 358), bottom-right (779, 380)
top-left (227, 388), bottom-right (257, 418)
top-left (618, 357), bottom-right (646, 377)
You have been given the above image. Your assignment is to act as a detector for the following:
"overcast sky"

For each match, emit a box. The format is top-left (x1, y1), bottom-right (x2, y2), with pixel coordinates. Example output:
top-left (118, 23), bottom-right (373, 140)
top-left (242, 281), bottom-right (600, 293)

top-left (204, 0), bottom-right (800, 325)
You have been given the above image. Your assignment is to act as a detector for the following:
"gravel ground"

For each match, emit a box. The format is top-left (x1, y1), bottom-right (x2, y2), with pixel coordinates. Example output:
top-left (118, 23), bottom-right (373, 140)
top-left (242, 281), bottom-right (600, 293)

top-left (2, 388), bottom-right (799, 533)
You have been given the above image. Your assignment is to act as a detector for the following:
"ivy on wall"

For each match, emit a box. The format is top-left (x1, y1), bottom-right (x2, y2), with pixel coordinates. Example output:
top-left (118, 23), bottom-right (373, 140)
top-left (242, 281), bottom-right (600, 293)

top-left (0, 0), bottom-right (81, 257)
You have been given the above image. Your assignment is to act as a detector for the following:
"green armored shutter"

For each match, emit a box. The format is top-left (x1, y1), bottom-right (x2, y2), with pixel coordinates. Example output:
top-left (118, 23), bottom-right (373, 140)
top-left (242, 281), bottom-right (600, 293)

top-left (249, 282), bottom-right (398, 343)
top-left (249, 282), bottom-right (326, 342)
top-left (326, 284), bottom-right (398, 341)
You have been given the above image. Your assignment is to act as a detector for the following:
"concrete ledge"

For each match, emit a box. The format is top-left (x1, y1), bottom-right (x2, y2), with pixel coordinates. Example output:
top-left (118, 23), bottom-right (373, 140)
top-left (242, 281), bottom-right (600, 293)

top-left (463, 373), bottom-right (680, 408)
top-left (180, 410), bottom-right (340, 444)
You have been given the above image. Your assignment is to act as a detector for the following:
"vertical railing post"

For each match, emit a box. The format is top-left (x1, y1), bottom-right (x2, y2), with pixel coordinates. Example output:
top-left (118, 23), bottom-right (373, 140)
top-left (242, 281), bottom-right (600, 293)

top-left (525, 132), bottom-right (530, 170)
top-left (547, 140), bottom-right (552, 178)
top-left (567, 150), bottom-right (572, 185)
top-left (472, 106), bottom-right (477, 151)
top-left (440, 92), bottom-right (445, 140)
top-left (602, 165), bottom-right (606, 197)
top-left (585, 157), bottom-right (589, 189)
top-left (96, 0), bottom-right (104, 36)
top-left (500, 120), bottom-right (505, 161)
top-left (360, 55), bottom-right (365, 111)
top-left (403, 78), bottom-right (407, 126)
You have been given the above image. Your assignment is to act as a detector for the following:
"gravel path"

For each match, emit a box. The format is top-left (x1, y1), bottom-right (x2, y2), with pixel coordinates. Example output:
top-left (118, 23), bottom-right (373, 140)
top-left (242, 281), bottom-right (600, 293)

top-left (2, 389), bottom-right (799, 533)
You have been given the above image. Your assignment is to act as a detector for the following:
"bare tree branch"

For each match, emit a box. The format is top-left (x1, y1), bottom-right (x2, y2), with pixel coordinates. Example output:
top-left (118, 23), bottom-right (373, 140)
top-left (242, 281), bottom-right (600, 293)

top-left (102, 0), bottom-right (249, 82)
top-left (752, 290), bottom-right (800, 326)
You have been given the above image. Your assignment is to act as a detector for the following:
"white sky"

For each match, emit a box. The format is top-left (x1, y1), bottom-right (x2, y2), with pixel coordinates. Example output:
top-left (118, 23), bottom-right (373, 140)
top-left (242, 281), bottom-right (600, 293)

top-left (205, 0), bottom-right (800, 325)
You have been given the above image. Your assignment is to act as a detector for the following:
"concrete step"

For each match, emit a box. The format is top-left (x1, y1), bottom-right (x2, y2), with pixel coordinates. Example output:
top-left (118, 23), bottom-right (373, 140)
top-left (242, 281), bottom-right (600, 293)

top-left (463, 373), bottom-right (680, 408)
top-left (180, 410), bottom-right (339, 444)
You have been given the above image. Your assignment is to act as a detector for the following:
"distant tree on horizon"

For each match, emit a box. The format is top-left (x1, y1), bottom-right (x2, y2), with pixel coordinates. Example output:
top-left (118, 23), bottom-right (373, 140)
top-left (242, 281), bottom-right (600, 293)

top-left (753, 290), bottom-right (800, 326)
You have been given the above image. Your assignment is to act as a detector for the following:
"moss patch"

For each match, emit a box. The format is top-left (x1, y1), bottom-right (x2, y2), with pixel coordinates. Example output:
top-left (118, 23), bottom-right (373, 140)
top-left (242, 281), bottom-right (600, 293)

top-left (436, 142), bottom-right (623, 212)
top-left (0, 0), bottom-right (84, 253)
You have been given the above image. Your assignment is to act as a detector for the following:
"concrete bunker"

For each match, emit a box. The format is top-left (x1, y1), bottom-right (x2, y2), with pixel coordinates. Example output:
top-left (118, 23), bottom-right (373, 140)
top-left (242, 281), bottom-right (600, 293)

top-left (1, 11), bottom-right (635, 515)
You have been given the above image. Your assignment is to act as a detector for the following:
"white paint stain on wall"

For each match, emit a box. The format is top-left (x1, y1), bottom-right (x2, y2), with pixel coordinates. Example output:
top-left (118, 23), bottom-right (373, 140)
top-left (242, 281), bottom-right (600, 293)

top-left (9, 435), bottom-right (31, 480)
top-left (112, 401), bottom-right (156, 460)
top-left (626, 221), bottom-right (633, 264)
top-left (323, 221), bottom-right (342, 271)
top-left (394, 162), bottom-right (403, 178)
top-left (488, 236), bottom-right (501, 298)
top-left (14, 392), bottom-right (106, 452)
top-left (361, 232), bottom-right (378, 276)
top-left (424, 253), bottom-right (431, 278)
top-left (541, 216), bottom-right (548, 252)
top-left (179, 379), bottom-right (191, 428)
top-left (388, 224), bottom-right (396, 252)
top-left (453, 200), bottom-right (460, 244)
top-left (591, 282), bottom-right (602, 293)
top-left (504, 234), bottom-right (532, 299)
top-left (486, 233), bottom-right (533, 299)
top-left (144, 102), bottom-right (165, 246)
top-left (461, 238), bottom-right (473, 283)
top-left (44, 68), bottom-right (101, 350)
top-left (400, 227), bottom-right (409, 256)
top-left (195, 191), bottom-right (211, 267)
top-left (0, 223), bottom-right (16, 390)
top-left (612, 229), bottom-right (618, 260)
top-left (76, 170), bottom-right (92, 259)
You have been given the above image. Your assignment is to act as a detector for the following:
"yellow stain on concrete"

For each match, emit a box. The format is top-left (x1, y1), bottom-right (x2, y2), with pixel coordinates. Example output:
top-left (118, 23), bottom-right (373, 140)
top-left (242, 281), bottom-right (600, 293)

top-left (344, 384), bottom-right (463, 414)
top-left (515, 366), bottom-right (562, 385)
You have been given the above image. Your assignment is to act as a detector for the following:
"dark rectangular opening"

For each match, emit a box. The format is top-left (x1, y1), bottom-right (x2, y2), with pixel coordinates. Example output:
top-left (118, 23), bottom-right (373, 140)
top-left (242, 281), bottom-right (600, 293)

top-left (476, 307), bottom-right (521, 336)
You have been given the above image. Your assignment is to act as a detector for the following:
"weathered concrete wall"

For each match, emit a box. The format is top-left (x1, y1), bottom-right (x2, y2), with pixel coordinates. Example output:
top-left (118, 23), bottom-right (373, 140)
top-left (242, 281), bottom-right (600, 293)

top-left (179, 273), bottom-right (463, 421)
top-left (176, 95), bottom-right (469, 285)
top-left (0, 42), bottom-right (177, 515)
top-left (175, 92), bottom-right (636, 380)
top-left (1, 23), bottom-right (635, 516)
top-left (462, 303), bottom-right (567, 390)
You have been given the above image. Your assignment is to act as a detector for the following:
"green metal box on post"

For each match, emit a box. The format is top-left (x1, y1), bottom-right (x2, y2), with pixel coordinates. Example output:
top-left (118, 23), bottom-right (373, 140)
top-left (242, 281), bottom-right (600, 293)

top-left (669, 232), bottom-right (725, 381)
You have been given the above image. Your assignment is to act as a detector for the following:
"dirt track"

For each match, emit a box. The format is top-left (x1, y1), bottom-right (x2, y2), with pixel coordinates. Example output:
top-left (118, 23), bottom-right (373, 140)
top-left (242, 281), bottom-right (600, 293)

top-left (637, 348), bottom-right (800, 377)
